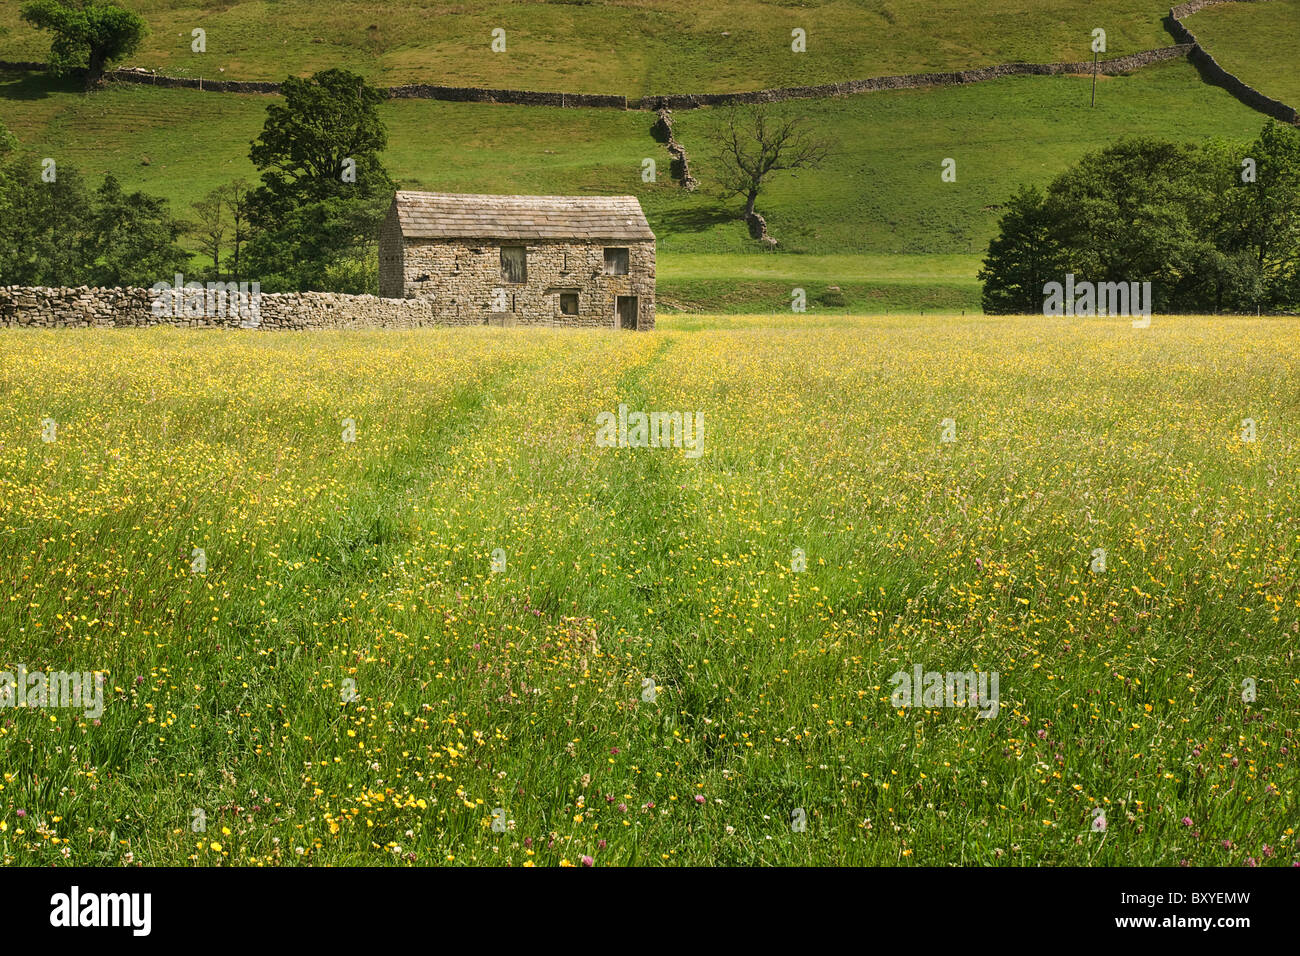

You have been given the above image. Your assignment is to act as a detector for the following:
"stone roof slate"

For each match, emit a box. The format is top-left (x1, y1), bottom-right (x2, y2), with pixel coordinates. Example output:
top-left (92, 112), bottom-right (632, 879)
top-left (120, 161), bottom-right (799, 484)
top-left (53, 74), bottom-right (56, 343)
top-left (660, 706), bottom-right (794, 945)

top-left (393, 191), bottom-right (654, 241)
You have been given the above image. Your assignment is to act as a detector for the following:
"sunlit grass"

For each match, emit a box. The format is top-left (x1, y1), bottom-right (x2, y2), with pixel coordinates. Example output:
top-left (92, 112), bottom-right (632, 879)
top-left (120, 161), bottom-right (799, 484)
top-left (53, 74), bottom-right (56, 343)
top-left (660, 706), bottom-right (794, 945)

top-left (0, 0), bottom-right (1175, 94)
top-left (0, 316), bottom-right (1296, 865)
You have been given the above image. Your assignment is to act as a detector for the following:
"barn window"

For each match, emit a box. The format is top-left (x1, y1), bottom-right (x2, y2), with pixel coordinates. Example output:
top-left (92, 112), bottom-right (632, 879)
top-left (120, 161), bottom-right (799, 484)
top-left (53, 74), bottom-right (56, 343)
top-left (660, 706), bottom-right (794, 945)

top-left (603, 247), bottom-right (629, 275)
top-left (501, 246), bottom-right (527, 283)
top-left (559, 292), bottom-right (579, 315)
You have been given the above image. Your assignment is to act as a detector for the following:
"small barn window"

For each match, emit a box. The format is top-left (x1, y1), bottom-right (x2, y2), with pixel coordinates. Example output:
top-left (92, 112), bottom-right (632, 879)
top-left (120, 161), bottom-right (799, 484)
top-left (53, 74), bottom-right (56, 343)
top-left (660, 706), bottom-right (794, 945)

top-left (603, 247), bottom-right (629, 275)
top-left (501, 246), bottom-right (527, 283)
top-left (559, 292), bottom-right (579, 315)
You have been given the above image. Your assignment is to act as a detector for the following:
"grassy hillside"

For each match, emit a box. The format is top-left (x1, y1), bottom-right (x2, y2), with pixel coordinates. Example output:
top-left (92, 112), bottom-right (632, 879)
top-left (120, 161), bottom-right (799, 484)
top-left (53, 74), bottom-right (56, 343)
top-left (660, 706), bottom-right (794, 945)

top-left (2, 315), bottom-right (1297, 865)
top-left (1, 63), bottom-right (1265, 252)
top-left (656, 254), bottom-right (984, 314)
top-left (670, 60), bottom-right (1266, 256)
top-left (1185, 0), bottom-right (1300, 110)
top-left (0, 55), bottom-right (1268, 311)
top-left (0, 1), bottom-right (1175, 95)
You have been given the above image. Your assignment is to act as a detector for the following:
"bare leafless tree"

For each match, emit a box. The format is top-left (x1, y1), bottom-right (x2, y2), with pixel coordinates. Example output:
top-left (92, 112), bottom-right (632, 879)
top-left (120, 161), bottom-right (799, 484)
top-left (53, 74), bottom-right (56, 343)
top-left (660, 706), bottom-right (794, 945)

top-left (225, 179), bottom-right (253, 285)
top-left (712, 104), bottom-right (831, 237)
top-left (190, 186), bottom-right (228, 280)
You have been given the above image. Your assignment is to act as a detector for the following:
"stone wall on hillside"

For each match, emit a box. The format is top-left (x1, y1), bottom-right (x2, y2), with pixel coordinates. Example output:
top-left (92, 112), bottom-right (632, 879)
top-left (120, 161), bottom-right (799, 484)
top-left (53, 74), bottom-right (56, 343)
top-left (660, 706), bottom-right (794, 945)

top-left (1166, 2), bottom-right (1298, 124)
top-left (652, 108), bottom-right (698, 190)
top-left (385, 83), bottom-right (626, 108)
top-left (640, 47), bottom-right (1196, 110)
top-left (0, 46), bottom-right (1203, 112)
top-left (1170, 0), bottom-right (1268, 17)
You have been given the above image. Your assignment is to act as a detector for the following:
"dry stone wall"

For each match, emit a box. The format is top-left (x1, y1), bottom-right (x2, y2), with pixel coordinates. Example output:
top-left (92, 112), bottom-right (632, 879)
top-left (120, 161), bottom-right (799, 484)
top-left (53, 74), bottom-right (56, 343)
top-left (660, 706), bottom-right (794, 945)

top-left (1171, 0), bottom-right (1268, 16)
top-left (0, 45), bottom-right (1212, 112)
top-left (653, 109), bottom-right (698, 190)
top-left (0, 286), bottom-right (441, 330)
top-left (639, 47), bottom-right (1195, 110)
top-left (1166, 2), bottom-right (1298, 124)
top-left (0, 278), bottom-right (656, 331)
top-left (385, 83), bottom-right (626, 108)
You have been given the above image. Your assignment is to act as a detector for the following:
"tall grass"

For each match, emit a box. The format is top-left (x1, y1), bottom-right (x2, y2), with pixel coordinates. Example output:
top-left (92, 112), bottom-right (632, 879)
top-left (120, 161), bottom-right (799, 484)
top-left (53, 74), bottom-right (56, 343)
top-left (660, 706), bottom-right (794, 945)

top-left (0, 316), bottom-right (1295, 865)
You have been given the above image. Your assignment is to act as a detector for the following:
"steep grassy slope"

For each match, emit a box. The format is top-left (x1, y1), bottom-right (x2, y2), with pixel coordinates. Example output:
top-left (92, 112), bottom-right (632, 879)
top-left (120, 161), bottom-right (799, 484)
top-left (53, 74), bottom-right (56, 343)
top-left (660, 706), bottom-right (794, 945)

top-left (1, 0), bottom-right (1174, 94)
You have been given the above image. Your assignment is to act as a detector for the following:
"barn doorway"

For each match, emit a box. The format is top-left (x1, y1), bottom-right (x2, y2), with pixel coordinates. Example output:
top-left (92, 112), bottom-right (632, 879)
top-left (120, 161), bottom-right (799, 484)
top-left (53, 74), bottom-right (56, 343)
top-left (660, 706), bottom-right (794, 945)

top-left (616, 296), bottom-right (638, 330)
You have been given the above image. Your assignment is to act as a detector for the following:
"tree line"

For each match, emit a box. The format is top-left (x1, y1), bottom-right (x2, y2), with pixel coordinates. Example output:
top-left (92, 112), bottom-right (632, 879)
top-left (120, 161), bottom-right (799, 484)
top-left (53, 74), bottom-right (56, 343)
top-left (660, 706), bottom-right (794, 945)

top-left (0, 0), bottom-right (391, 291)
top-left (980, 122), bottom-right (1300, 315)
top-left (0, 66), bottom-right (394, 292)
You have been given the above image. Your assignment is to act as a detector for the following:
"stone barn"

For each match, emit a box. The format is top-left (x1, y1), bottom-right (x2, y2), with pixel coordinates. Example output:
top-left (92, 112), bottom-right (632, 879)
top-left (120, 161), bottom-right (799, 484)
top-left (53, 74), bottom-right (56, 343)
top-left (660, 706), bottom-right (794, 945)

top-left (379, 191), bottom-right (655, 330)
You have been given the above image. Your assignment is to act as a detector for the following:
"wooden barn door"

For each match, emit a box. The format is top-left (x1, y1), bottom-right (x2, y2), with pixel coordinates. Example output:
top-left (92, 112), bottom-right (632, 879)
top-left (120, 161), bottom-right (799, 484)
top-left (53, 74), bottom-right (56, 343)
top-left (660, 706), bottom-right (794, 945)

top-left (616, 296), bottom-right (638, 330)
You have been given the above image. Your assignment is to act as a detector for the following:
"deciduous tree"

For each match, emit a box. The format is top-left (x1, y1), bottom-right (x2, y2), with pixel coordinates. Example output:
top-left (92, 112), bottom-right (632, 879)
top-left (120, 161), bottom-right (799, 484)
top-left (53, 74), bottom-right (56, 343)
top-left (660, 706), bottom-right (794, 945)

top-left (712, 105), bottom-right (830, 242)
top-left (21, 0), bottom-right (147, 91)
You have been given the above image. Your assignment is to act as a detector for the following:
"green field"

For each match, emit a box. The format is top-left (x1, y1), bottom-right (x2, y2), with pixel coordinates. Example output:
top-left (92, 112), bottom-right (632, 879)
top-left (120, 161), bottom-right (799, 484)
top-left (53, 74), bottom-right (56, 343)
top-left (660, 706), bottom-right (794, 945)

top-left (1184, 0), bottom-right (1300, 110)
top-left (0, 0), bottom-right (1176, 94)
top-left (1, 315), bottom-right (1296, 866)
top-left (656, 253), bottom-right (984, 314)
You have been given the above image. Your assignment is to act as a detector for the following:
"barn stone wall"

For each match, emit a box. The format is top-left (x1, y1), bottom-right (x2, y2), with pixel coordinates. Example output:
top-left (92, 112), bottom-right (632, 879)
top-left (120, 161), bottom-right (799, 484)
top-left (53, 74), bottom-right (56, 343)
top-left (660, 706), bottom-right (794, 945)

top-left (378, 205), bottom-right (405, 299)
top-left (397, 239), bottom-right (655, 330)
